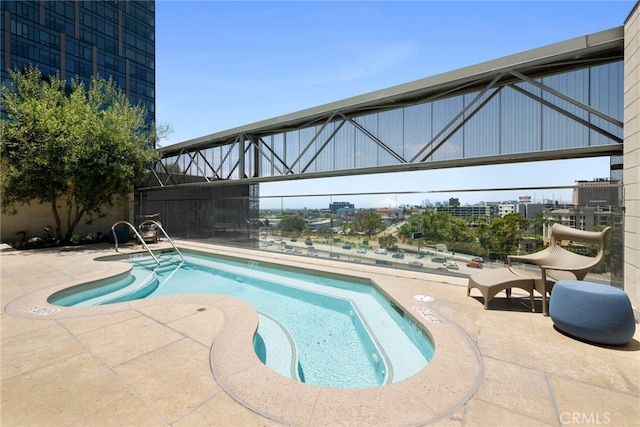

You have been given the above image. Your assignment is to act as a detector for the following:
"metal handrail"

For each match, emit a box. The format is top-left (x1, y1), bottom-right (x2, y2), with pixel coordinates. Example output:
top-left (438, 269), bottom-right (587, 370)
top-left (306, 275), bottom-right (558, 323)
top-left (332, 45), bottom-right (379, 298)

top-left (138, 220), bottom-right (185, 262)
top-left (111, 221), bottom-right (160, 265)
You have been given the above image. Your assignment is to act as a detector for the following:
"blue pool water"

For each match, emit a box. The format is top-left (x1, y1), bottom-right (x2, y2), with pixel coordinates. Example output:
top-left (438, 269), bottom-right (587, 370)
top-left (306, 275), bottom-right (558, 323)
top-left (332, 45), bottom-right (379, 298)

top-left (49, 250), bottom-right (434, 389)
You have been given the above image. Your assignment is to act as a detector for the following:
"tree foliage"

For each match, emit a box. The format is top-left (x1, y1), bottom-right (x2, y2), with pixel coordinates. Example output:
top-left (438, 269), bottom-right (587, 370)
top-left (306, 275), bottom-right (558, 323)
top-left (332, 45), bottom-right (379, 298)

top-left (278, 214), bottom-right (307, 236)
top-left (378, 234), bottom-right (397, 249)
top-left (352, 210), bottom-right (386, 237)
top-left (398, 210), bottom-right (474, 244)
top-left (0, 67), bottom-right (161, 243)
top-left (476, 213), bottom-right (529, 261)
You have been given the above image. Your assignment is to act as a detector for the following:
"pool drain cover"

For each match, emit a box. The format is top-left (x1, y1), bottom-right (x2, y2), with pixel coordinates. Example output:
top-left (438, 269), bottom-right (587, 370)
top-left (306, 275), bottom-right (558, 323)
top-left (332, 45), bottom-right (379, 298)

top-left (413, 295), bottom-right (434, 302)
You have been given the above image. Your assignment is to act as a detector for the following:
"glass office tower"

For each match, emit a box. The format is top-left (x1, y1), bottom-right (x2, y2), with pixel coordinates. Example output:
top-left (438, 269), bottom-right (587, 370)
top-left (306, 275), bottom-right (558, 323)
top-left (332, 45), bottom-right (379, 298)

top-left (1, 0), bottom-right (155, 131)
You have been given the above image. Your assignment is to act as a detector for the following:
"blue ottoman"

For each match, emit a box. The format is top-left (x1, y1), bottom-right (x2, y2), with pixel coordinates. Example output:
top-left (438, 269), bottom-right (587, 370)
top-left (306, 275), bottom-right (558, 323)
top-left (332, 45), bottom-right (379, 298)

top-left (549, 280), bottom-right (636, 345)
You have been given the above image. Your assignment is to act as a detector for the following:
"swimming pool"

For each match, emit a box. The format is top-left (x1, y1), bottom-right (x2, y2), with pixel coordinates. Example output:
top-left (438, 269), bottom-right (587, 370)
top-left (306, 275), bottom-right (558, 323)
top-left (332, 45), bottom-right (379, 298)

top-left (48, 249), bottom-right (434, 389)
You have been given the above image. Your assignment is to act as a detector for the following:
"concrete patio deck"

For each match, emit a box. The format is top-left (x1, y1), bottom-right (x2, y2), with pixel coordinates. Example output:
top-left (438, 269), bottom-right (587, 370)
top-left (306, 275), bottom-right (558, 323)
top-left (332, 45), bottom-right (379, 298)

top-left (1, 242), bottom-right (639, 426)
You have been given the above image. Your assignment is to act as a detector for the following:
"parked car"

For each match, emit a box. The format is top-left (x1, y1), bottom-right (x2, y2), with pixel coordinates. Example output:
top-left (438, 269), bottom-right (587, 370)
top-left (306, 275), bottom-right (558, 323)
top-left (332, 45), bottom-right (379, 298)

top-left (467, 261), bottom-right (484, 269)
top-left (374, 248), bottom-right (388, 255)
top-left (472, 257), bottom-right (485, 263)
top-left (442, 261), bottom-right (459, 270)
top-left (408, 261), bottom-right (423, 268)
top-left (431, 256), bottom-right (446, 263)
top-left (342, 244), bottom-right (352, 250)
top-left (356, 247), bottom-right (367, 254)
top-left (329, 253), bottom-right (340, 258)
top-left (392, 250), bottom-right (405, 259)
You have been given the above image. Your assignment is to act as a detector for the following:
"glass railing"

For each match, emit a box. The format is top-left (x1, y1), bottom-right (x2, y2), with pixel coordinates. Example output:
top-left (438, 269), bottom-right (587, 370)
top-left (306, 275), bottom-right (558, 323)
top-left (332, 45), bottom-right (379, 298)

top-left (148, 185), bottom-right (623, 289)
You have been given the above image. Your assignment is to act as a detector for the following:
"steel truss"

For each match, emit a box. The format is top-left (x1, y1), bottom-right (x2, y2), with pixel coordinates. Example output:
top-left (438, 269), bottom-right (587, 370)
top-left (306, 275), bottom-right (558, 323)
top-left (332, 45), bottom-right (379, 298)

top-left (141, 28), bottom-right (623, 190)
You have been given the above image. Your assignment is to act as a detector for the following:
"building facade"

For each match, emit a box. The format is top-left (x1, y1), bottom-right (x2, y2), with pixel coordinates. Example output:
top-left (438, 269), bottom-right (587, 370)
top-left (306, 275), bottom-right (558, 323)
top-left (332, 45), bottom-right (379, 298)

top-left (1, 0), bottom-right (155, 126)
top-left (329, 201), bottom-right (354, 213)
top-left (572, 178), bottom-right (620, 207)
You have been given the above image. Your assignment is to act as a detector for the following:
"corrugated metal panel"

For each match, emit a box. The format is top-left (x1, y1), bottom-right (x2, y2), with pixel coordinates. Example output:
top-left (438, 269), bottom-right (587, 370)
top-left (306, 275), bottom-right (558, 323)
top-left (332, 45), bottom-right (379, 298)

top-left (403, 102), bottom-right (431, 160)
top-left (501, 84), bottom-right (542, 154)
top-left (464, 90), bottom-right (500, 158)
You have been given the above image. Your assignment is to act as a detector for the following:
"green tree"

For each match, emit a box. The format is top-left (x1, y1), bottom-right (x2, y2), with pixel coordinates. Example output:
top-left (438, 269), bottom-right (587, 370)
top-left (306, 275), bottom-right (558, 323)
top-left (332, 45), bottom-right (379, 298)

top-left (477, 213), bottom-right (529, 261)
top-left (378, 234), bottom-right (398, 250)
top-left (400, 210), bottom-right (474, 245)
top-left (1, 67), bottom-right (162, 243)
top-left (530, 213), bottom-right (554, 237)
top-left (352, 210), bottom-right (386, 237)
top-left (278, 214), bottom-right (307, 237)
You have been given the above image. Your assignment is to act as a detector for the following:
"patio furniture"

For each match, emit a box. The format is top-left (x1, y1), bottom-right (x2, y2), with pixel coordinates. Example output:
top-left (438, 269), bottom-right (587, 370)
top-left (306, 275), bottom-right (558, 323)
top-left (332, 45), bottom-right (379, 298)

top-left (138, 213), bottom-right (161, 244)
top-left (508, 224), bottom-right (611, 315)
top-left (467, 267), bottom-right (536, 311)
top-left (107, 228), bottom-right (129, 244)
top-left (549, 280), bottom-right (636, 345)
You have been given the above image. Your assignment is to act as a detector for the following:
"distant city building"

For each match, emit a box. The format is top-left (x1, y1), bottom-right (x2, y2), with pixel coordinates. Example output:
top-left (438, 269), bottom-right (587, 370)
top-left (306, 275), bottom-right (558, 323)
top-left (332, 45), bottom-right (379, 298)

top-left (435, 204), bottom-right (495, 218)
top-left (542, 206), bottom-right (615, 234)
top-left (498, 203), bottom-right (516, 216)
top-left (572, 178), bottom-right (619, 207)
top-left (448, 198), bottom-right (460, 207)
top-left (1, 1), bottom-right (156, 130)
top-left (520, 203), bottom-right (546, 220)
top-left (329, 201), bottom-right (354, 214)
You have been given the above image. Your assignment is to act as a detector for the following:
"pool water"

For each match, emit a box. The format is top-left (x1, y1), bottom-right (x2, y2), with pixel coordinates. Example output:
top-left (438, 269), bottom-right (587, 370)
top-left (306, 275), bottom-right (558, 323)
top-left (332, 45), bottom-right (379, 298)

top-left (49, 250), bottom-right (434, 389)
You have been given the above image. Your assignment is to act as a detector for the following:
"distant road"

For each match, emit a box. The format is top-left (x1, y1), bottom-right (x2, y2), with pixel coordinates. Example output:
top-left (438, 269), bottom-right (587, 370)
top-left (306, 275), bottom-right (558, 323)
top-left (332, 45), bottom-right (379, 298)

top-left (259, 233), bottom-right (489, 276)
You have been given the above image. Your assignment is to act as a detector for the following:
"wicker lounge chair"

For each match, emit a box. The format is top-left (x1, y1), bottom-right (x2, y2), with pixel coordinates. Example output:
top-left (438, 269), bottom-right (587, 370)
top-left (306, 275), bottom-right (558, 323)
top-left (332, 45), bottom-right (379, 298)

top-left (507, 224), bottom-right (611, 315)
top-left (138, 213), bottom-right (161, 244)
top-left (467, 267), bottom-right (537, 311)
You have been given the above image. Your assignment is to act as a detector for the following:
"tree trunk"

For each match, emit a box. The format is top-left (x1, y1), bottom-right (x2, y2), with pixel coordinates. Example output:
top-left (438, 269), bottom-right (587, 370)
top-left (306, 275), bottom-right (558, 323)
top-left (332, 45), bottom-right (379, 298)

top-left (63, 204), bottom-right (86, 244)
top-left (50, 199), bottom-right (63, 242)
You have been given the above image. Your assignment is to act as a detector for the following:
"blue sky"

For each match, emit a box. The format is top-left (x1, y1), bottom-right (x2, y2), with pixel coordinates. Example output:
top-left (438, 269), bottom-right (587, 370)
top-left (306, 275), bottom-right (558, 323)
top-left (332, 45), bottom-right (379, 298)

top-left (155, 1), bottom-right (633, 209)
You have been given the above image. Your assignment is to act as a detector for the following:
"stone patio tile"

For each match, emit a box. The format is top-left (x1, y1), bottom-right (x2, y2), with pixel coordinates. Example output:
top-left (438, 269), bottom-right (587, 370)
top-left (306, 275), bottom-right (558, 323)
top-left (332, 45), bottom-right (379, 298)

top-left (1, 323), bottom-right (86, 380)
top-left (59, 309), bottom-right (141, 335)
top-left (75, 314), bottom-right (183, 367)
top-left (113, 337), bottom-right (220, 423)
top-left (0, 311), bottom-right (56, 339)
top-left (550, 375), bottom-right (640, 426)
top-left (71, 394), bottom-right (167, 426)
top-left (166, 306), bottom-right (225, 347)
top-left (475, 327), bottom-right (637, 394)
top-left (473, 357), bottom-right (557, 425)
top-left (464, 399), bottom-right (553, 426)
top-left (1, 352), bottom-right (131, 426)
top-left (173, 391), bottom-right (280, 427)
